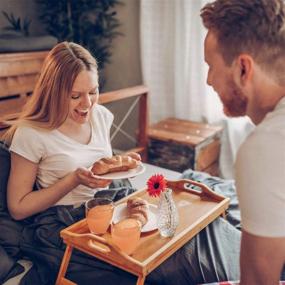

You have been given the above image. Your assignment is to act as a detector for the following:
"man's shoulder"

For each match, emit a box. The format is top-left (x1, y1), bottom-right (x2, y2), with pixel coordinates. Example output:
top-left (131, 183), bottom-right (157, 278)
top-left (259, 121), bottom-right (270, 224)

top-left (241, 127), bottom-right (283, 153)
top-left (236, 118), bottom-right (285, 169)
top-left (256, 101), bottom-right (285, 135)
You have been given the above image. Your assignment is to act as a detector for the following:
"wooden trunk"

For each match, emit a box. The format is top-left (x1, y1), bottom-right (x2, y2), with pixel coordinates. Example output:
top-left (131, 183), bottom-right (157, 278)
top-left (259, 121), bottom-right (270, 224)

top-left (148, 118), bottom-right (223, 176)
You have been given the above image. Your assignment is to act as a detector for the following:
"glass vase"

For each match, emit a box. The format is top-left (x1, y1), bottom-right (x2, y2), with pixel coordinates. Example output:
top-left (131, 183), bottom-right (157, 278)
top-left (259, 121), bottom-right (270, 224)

top-left (157, 188), bottom-right (179, 237)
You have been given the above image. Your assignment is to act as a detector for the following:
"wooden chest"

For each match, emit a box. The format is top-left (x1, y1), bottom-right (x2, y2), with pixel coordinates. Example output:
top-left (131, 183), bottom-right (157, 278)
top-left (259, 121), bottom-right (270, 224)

top-left (147, 118), bottom-right (223, 176)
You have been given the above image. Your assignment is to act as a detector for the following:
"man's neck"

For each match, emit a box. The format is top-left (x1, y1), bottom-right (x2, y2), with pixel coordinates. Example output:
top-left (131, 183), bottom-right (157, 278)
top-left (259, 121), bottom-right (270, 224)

top-left (248, 85), bottom-right (285, 125)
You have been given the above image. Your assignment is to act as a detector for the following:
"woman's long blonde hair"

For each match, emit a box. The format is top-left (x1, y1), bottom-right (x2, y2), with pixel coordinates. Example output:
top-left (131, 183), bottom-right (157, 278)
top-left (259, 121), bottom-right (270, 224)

top-left (4, 41), bottom-right (98, 145)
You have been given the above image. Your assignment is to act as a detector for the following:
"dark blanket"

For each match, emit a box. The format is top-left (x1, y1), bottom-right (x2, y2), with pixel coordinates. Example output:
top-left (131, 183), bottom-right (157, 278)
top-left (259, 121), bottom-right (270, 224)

top-left (0, 244), bottom-right (25, 284)
top-left (0, 142), bottom-right (25, 284)
top-left (181, 169), bottom-right (240, 230)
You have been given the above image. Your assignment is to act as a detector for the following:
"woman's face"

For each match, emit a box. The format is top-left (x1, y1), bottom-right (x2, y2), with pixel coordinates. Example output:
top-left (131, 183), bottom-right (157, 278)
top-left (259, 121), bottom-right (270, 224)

top-left (68, 69), bottom-right (99, 124)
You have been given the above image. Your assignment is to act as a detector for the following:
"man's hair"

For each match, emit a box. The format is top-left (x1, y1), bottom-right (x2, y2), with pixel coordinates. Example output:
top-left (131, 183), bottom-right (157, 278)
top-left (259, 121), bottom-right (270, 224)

top-left (201, 0), bottom-right (285, 84)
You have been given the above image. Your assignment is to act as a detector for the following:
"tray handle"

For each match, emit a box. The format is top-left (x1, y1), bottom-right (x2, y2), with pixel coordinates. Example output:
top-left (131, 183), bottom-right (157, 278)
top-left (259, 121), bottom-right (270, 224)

top-left (66, 232), bottom-right (142, 266)
top-left (87, 239), bottom-right (110, 253)
top-left (167, 179), bottom-right (225, 202)
top-left (68, 232), bottom-right (111, 253)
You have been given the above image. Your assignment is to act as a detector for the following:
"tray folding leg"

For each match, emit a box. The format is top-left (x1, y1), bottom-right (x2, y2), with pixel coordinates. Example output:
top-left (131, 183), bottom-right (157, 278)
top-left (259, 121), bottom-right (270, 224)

top-left (55, 243), bottom-right (147, 285)
top-left (137, 275), bottom-right (146, 285)
top-left (55, 245), bottom-right (76, 285)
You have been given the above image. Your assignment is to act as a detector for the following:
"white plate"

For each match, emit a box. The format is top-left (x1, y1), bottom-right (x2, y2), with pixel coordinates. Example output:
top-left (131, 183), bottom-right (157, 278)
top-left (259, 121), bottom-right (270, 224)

top-left (112, 203), bottom-right (158, 233)
top-left (93, 163), bottom-right (145, 180)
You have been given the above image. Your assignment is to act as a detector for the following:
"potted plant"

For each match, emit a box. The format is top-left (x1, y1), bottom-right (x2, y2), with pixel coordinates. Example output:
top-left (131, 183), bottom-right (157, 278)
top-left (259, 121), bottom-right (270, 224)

top-left (0, 11), bottom-right (57, 53)
top-left (36, 0), bottom-right (122, 87)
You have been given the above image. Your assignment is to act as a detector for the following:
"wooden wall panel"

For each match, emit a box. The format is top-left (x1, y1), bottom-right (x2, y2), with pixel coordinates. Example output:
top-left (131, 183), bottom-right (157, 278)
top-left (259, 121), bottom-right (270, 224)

top-left (0, 51), bottom-right (48, 119)
top-left (0, 74), bottom-right (38, 97)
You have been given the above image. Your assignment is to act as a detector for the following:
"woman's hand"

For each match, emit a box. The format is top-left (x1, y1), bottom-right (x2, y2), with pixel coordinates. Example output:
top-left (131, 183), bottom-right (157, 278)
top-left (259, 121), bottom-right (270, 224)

top-left (125, 152), bottom-right (141, 161)
top-left (74, 167), bottom-right (112, 188)
top-left (7, 153), bottom-right (112, 220)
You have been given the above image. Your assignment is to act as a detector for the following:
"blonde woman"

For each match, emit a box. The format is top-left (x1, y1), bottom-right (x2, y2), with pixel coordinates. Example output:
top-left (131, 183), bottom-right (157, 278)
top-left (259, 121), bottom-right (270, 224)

top-left (3, 42), bottom-right (143, 284)
top-left (5, 42), bottom-right (113, 220)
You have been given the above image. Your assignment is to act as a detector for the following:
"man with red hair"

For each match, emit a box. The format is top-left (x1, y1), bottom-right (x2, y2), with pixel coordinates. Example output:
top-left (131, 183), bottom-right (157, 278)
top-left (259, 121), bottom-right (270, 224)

top-left (201, 0), bottom-right (285, 284)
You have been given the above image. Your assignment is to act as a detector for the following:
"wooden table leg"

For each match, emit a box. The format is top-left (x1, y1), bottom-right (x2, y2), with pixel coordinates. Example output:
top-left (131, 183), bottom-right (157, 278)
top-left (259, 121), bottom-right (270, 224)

top-left (136, 275), bottom-right (146, 285)
top-left (55, 245), bottom-right (74, 285)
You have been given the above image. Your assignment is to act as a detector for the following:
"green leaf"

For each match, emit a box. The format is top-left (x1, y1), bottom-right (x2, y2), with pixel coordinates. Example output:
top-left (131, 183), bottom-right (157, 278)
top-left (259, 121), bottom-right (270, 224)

top-left (1, 10), bottom-right (31, 34)
top-left (36, 0), bottom-right (123, 85)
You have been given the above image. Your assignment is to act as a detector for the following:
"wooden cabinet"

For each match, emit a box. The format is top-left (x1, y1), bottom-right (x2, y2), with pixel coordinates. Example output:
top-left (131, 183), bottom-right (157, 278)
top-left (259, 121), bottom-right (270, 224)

top-left (147, 117), bottom-right (223, 176)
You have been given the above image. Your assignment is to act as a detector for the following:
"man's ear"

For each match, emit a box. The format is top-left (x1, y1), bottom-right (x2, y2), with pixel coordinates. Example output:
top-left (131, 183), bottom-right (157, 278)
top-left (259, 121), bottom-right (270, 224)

top-left (233, 54), bottom-right (254, 86)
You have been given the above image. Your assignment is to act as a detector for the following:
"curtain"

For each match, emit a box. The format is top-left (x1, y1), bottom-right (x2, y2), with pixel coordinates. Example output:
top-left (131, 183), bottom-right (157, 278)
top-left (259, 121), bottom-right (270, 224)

top-left (220, 117), bottom-right (255, 179)
top-left (140, 0), bottom-right (254, 178)
top-left (140, 0), bottom-right (223, 124)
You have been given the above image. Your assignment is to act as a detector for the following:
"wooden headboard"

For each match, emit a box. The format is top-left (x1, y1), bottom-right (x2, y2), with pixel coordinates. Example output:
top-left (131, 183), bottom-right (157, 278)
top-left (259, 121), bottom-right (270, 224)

top-left (0, 51), bottom-right (48, 120)
top-left (0, 51), bottom-right (148, 160)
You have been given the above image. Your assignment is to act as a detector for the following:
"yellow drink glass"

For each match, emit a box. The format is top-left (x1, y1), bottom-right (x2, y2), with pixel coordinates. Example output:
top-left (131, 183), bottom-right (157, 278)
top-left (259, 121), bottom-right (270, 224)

top-left (111, 218), bottom-right (141, 255)
top-left (85, 198), bottom-right (114, 235)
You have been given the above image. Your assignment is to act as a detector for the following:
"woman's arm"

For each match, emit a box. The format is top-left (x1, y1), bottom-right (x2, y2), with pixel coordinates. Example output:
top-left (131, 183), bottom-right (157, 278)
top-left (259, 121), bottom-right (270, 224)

top-left (7, 152), bottom-right (110, 220)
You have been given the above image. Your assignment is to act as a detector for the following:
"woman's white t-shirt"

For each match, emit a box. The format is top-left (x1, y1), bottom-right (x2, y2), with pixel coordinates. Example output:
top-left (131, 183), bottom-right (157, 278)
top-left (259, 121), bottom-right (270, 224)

top-left (10, 104), bottom-right (113, 206)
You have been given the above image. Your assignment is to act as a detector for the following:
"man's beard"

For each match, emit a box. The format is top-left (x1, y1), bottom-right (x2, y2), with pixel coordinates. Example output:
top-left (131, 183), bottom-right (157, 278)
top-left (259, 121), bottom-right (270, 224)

top-left (221, 79), bottom-right (248, 117)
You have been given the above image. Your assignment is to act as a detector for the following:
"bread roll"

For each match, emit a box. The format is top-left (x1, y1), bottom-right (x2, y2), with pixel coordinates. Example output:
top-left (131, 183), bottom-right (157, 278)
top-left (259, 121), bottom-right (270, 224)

top-left (127, 197), bottom-right (149, 227)
top-left (91, 154), bottom-right (140, 175)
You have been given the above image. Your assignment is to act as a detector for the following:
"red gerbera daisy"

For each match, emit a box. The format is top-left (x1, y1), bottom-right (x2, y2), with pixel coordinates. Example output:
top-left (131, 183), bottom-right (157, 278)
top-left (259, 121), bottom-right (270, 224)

top-left (147, 174), bottom-right (167, 197)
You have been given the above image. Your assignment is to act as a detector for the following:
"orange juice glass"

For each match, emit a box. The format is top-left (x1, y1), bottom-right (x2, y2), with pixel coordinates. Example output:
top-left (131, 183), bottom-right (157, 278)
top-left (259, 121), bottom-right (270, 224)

top-left (85, 198), bottom-right (114, 235)
top-left (111, 218), bottom-right (141, 255)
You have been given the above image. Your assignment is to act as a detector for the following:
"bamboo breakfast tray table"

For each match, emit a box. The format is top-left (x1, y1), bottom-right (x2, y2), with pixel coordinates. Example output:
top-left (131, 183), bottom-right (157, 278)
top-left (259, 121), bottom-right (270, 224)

top-left (55, 179), bottom-right (230, 285)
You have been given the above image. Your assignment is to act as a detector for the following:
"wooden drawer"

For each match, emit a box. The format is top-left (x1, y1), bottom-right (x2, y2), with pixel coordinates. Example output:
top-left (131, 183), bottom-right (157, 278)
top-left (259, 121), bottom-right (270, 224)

top-left (148, 118), bottom-right (223, 175)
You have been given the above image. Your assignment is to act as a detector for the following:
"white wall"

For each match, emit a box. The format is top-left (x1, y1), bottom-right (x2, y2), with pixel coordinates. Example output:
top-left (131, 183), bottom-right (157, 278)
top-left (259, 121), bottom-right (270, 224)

top-left (103, 0), bottom-right (142, 91)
